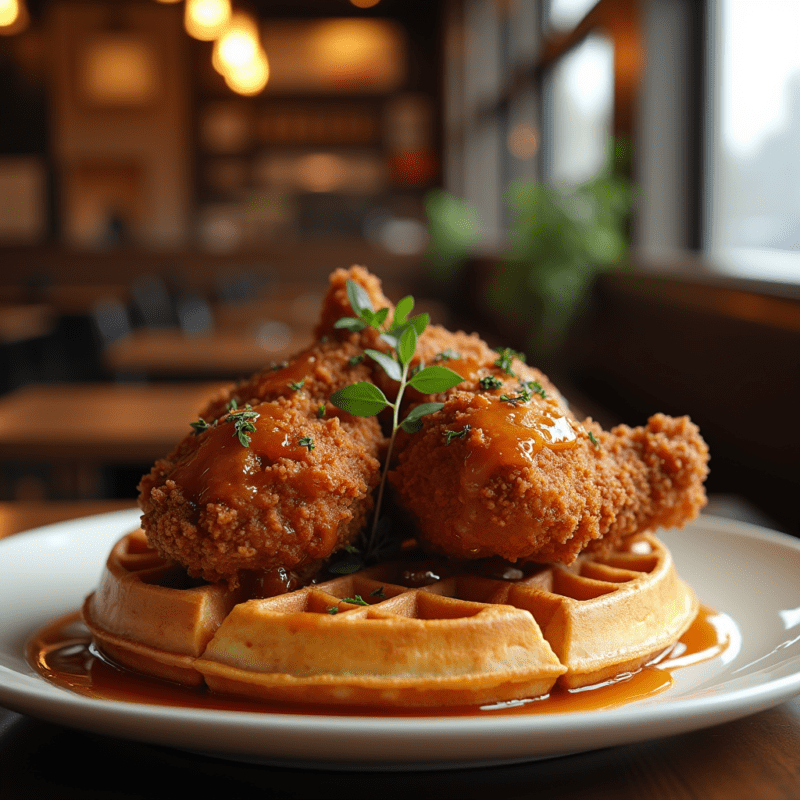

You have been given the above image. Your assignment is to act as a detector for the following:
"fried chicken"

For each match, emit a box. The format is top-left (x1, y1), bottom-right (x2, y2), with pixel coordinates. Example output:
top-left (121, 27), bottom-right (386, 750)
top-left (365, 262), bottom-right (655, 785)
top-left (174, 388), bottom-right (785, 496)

top-left (139, 264), bottom-right (709, 590)
top-left (138, 340), bottom-right (384, 588)
top-left (389, 385), bottom-right (709, 564)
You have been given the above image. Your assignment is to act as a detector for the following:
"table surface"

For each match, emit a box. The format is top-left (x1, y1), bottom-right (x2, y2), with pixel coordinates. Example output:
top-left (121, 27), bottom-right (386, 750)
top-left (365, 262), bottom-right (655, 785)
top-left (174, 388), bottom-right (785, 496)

top-left (104, 327), bottom-right (315, 378)
top-left (0, 381), bottom-right (225, 463)
top-left (1, 500), bottom-right (799, 797)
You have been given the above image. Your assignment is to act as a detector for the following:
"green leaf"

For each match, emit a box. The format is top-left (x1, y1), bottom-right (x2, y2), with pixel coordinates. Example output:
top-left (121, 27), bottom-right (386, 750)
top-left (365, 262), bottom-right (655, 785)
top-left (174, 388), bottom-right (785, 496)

top-left (408, 365), bottom-right (463, 394)
top-left (334, 316), bottom-right (366, 332)
top-left (366, 348), bottom-right (402, 381)
top-left (379, 332), bottom-right (398, 349)
top-left (329, 382), bottom-right (389, 417)
top-left (408, 312), bottom-right (430, 336)
top-left (397, 324), bottom-right (418, 367)
top-left (346, 279), bottom-right (374, 318)
top-left (400, 401), bottom-right (444, 433)
top-left (362, 307), bottom-right (389, 329)
top-left (391, 295), bottom-right (414, 332)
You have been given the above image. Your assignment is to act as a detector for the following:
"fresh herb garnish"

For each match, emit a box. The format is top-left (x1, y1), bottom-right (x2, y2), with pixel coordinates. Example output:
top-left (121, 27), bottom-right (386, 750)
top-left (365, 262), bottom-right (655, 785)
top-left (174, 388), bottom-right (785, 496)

top-left (434, 349), bottom-right (460, 362)
top-left (348, 354), bottom-right (364, 366)
top-left (499, 388), bottom-right (531, 406)
top-left (288, 379), bottom-right (305, 392)
top-left (479, 375), bottom-right (503, 391)
top-left (298, 436), bottom-right (315, 452)
top-left (329, 280), bottom-right (463, 558)
top-left (317, 403), bottom-right (326, 419)
top-left (444, 424), bottom-right (471, 445)
top-left (341, 595), bottom-right (369, 606)
top-left (228, 405), bottom-right (259, 447)
top-left (369, 586), bottom-right (386, 598)
top-left (190, 418), bottom-right (213, 434)
top-left (522, 379), bottom-right (548, 399)
top-left (494, 347), bottom-right (525, 376)
top-left (588, 431), bottom-right (600, 447)
top-left (191, 402), bottom-right (259, 447)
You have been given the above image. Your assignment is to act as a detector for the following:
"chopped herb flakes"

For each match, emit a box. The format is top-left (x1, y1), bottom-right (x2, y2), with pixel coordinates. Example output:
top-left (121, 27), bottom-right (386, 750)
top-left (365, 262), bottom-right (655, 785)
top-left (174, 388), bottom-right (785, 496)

top-left (444, 425), bottom-right (471, 445)
top-left (521, 379), bottom-right (547, 398)
top-left (341, 595), bottom-right (369, 606)
top-left (494, 347), bottom-right (525, 376)
top-left (298, 436), bottom-right (315, 452)
top-left (479, 375), bottom-right (503, 391)
top-left (499, 388), bottom-right (531, 406)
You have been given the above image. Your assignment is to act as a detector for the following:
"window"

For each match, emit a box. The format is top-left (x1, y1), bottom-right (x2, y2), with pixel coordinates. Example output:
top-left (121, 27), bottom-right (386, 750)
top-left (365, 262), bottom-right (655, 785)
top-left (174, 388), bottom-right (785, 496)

top-left (706, 0), bottom-right (800, 282)
top-left (542, 31), bottom-right (614, 185)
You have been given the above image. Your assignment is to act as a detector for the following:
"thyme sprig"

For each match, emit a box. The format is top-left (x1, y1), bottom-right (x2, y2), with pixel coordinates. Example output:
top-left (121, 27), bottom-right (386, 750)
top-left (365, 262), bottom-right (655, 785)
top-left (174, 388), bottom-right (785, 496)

top-left (329, 280), bottom-right (463, 561)
top-left (494, 347), bottom-right (525, 376)
top-left (190, 402), bottom-right (260, 447)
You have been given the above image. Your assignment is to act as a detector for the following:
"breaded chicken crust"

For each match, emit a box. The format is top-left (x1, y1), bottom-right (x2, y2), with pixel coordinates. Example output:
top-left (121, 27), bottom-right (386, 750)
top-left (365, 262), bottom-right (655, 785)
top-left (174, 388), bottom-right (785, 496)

top-left (138, 340), bottom-right (384, 587)
top-left (390, 395), bottom-right (708, 565)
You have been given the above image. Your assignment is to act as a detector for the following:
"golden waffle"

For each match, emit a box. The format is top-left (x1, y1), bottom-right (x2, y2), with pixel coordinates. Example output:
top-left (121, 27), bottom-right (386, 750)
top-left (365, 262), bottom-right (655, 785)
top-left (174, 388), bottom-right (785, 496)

top-left (83, 530), bottom-right (698, 707)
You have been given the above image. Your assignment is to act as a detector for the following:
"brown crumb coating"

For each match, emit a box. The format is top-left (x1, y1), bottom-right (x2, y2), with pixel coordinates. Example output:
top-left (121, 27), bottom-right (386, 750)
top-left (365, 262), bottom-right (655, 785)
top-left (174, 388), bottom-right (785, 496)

top-left (589, 412), bottom-right (710, 550)
top-left (138, 337), bottom-right (385, 588)
top-left (198, 337), bottom-right (378, 429)
top-left (139, 401), bottom-right (382, 587)
top-left (390, 387), bottom-right (708, 564)
top-left (314, 265), bottom-right (394, 349)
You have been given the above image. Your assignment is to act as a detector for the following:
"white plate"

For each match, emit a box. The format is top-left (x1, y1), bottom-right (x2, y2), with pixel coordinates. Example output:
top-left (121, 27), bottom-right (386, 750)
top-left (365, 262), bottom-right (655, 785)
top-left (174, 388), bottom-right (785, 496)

top-left (2, 509), bottom-right (800, 770)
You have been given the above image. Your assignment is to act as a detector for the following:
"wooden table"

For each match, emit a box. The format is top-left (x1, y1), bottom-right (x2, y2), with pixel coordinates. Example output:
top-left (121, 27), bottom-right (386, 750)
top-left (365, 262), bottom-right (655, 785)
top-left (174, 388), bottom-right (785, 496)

top-left (0, 499), bottom-right (137, 540)
top-left (0, 381), bottom-right (224, 464)
top-left (104, 327), bottom-right (314, 379)
top-left (1, 502), bottom-right (800, 797)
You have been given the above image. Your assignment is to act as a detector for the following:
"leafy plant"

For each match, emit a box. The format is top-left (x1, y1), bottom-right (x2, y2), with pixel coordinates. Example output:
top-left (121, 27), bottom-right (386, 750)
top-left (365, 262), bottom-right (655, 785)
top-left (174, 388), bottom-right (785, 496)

top-left (488, 139), bottom-right (636, 363)
top-left (329, 280), bottom-right (463, 567)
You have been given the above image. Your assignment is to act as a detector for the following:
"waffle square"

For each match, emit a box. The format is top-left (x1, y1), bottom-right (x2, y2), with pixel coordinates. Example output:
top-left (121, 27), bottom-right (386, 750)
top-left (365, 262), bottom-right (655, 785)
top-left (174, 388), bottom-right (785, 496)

top-left (83, 529), bottom-right (698, 706)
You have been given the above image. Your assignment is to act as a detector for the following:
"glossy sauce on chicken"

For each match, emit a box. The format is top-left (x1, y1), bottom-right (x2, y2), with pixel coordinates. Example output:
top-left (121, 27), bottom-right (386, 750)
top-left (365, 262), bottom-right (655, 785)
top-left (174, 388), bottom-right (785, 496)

top-left (458, 395), bottom-right (581, 486)
top-left (170, 404), bottom-right (311, 507)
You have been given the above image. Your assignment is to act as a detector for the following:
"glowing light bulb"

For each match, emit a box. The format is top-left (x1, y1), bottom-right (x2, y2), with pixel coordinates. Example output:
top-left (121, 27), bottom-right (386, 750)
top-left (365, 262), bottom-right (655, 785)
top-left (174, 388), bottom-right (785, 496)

top-left (212, 12), bottom-right (260, 74)
top-left (0, 0), bottom-right (19, 27)
top-left (224, 47), bottom-right (269, 96)
top-left (184, 0), bottom-right (231, 42)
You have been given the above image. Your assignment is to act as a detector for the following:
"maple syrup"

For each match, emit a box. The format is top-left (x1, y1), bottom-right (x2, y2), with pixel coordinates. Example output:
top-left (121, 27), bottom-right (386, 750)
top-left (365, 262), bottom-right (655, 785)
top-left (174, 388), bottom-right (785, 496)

top-left (27, 604), bottom-right (731, 718)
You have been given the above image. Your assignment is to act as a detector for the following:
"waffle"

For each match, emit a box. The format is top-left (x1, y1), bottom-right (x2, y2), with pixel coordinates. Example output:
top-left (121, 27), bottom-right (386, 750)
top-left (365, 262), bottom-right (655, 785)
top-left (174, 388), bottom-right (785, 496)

top-left (83, 529), bottom-right (698, 707)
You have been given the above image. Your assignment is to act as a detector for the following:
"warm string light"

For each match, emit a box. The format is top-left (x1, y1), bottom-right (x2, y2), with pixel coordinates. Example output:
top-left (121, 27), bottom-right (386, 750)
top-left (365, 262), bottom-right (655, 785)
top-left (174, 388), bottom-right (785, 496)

top-left (184, 0), bottom-right (231, 42)
top-left (155, 0), bottom-right (269, 96)
top-left (0, 0), bottom-right (29, 35)
top-left (212, 10), bottom-right (269, 96)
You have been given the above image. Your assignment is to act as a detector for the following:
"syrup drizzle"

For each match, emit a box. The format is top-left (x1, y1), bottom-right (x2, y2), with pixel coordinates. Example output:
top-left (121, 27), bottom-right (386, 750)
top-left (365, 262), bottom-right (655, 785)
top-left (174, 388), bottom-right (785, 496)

top-left (27, 604), bottom-right (732, 718)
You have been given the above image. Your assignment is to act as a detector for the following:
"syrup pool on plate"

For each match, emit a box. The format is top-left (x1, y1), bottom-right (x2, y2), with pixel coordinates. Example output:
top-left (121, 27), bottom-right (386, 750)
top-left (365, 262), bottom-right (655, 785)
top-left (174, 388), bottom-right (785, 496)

top-left (27, 604), bottom-right (733, 718)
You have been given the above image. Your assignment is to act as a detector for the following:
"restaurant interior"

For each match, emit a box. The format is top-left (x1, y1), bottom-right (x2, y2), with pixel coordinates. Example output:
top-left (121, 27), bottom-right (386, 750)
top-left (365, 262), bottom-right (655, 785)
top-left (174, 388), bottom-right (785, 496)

top-left (4, 2), bottom-right (800, 795)
top-left (0, 0), bottom-right (798, 541)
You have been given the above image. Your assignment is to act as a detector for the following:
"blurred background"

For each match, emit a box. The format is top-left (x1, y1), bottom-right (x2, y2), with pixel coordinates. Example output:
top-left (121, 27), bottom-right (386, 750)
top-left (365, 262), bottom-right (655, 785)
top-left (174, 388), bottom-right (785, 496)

top-left (0, 0), bottom-right (798, 534)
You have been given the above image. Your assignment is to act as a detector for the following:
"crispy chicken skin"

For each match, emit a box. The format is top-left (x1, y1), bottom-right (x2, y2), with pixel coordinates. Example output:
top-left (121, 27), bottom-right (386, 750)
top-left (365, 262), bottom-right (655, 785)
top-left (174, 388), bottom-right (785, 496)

top-left (390, 392), bottom-right (708, 564)
top-left (318, 266), bottom-right (709, 564)
top-left (138, 340), bottom-right (383, 588)
top-left (139, 265), bottom-right (709, 587)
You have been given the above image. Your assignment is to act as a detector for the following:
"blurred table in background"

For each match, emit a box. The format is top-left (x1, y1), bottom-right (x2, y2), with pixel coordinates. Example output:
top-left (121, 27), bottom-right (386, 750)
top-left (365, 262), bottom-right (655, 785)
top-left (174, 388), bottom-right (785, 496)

top-left (103, 327), bottom-right (313, 380)
top-left (0, 382), bottom-right (223, 499)
top-left (0, 499), bottom-right (137, 540)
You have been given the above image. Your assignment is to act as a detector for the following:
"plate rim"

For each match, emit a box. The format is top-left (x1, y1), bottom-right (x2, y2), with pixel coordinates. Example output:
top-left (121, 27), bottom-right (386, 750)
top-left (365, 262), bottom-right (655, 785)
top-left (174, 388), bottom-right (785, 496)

top-left (2, 510), bottom-right (800, 766)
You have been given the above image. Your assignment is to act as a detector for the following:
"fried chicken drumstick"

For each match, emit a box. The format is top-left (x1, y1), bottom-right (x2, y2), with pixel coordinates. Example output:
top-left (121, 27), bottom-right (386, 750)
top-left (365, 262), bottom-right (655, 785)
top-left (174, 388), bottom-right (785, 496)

top-left (388, 352), bottom-right (708, 565)
top-left (138, 338), bottom-right (384, 589)
top-left (319, 266), bottom-right (709, 566)
top-left (139, 265), bottom-right (708, 592)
